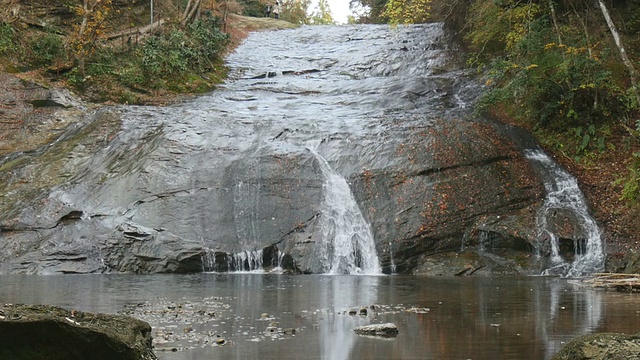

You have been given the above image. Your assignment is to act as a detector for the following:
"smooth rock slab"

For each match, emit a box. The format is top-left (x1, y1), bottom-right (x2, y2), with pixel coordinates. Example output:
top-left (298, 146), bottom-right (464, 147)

top-left (0, 304), bottom-right (156, 360)
top-left (353, 323), bottom-right (399, 337)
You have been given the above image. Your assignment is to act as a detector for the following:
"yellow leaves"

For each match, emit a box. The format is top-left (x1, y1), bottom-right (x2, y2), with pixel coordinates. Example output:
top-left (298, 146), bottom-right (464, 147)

top-left (384, 0), bottom-right (432, 25)
top-left (68, 0), bottom-right (113, 62)
top-left (504, 2), bottom-right (541, 51)
top-left (572, 83), bottom-right (596, 91)
top-left (525, 64), bottom-right (538, 70)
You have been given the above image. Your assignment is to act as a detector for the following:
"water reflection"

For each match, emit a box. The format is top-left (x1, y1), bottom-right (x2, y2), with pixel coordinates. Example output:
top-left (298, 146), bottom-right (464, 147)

top-left (1, 275), bottom-right (639, 359)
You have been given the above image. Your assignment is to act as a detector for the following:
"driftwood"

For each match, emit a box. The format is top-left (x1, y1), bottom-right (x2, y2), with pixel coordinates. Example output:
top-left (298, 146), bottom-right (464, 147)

top-left (105, 19), bottom-right (165, 40)
top-left (583, 273), bottom-right (640, 292)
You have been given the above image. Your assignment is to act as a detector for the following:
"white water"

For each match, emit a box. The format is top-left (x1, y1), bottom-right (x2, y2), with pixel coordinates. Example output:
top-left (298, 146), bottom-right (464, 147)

top-left (389, 242), bottom-right (397, 274)
top-left (525, 150), bottom-right (604, 277)
top-left (308, 148), bottom-right (381, 275)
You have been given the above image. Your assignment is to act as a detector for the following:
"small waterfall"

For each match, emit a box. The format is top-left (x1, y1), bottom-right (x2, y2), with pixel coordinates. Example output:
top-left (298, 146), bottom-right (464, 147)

top-left (227, 250), bottom-right (264, 272)
top-left (389, 242), bottom-right (397, 274)
top-left (308, 148), bottom-right (381, 275)
top-left (525, 149), bottom-right (604, 277)
top-left (201, 248), bottom-right (291, 273)
top-left (202, 247), bottom-right (216, 272)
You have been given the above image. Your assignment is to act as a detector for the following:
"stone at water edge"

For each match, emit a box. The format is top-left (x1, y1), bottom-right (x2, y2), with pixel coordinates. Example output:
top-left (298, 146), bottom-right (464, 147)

top-left (0, 304), bottom-right (156, 360)
top-left (353, 323), bottom-right (399, 337)
top-left (552, 332), bottom-right (640, 360)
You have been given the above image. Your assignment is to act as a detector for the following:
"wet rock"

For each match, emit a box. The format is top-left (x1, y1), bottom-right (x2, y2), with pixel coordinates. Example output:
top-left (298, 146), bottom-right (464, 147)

top-left (552, 332), bottom-right (640, 360)
top-left (353, 323), bottom-right (399, 337)
top-left (0, 24), bottom-right (588, 276)
top-left (0, 304), bottom-right (155, 360)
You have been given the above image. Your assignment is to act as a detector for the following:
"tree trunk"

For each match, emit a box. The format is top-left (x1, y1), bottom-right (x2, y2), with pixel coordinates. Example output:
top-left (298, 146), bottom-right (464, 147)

top-left (598, 0), bottom-right (640, 114)
top-left (181, 0), bottom-right (202, 26)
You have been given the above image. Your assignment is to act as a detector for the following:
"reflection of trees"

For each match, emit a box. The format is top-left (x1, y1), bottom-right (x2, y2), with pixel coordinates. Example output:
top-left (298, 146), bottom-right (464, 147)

top-left (319, 276), bottom-right (379, 360)
top-left (536, 279), bottom-right (603, 359)
top-left (383, 278), bottom-right (603, 359)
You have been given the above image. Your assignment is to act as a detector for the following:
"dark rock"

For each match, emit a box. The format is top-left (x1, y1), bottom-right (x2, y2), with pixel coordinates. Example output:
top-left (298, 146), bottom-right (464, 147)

top-left (353, 323), bottom-right (399, 337)
top-left (552, 332), bottom-right (640, 360)
top-left (0, 304), bottom-right (155, 360)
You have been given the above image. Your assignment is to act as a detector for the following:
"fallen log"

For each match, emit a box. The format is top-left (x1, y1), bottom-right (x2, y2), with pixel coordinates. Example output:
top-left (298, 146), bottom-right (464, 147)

top-left (583, 273), bottom-right (640, 292)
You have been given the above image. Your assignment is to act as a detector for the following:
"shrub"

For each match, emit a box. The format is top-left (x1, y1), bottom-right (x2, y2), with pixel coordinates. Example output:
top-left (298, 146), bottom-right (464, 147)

top-left (29, 33), bottom-right (67, 67)
top-left (140, 18), bottom-right (228, 79)
top-left (0, 22), bottom-right (16, 55)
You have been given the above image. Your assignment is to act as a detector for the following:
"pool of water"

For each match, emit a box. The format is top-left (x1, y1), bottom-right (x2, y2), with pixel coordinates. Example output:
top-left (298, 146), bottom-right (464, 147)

top-left (1, 274), bottom-right (639, 359)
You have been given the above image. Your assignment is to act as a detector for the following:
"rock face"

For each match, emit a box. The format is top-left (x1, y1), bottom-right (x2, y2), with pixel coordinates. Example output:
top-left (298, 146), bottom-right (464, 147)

top-left (0, 24), bottom-right (598, 275)
top-left (0, 304), bottom-right (155, 360)
top-left (552, 332), bottom-right (640, 360)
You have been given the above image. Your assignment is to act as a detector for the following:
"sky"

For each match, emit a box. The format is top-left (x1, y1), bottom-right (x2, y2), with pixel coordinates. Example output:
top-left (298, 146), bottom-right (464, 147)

top-left (311, 0), bottom-right (351, 24)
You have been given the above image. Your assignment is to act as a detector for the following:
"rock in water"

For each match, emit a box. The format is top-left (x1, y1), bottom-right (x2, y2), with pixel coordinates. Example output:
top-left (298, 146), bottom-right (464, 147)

top-left (353, 323), bottom-right (399, 337)
top-left (552, 332), bottom-right (640, 360)
top-left (0, 304), bottom-right (156, 360)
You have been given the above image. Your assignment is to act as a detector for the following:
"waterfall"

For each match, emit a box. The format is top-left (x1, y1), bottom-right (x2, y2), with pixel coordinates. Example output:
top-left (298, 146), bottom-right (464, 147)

top-left (525, 150), bottom-right (605, 277)
top-left (228, 250), bottom-right (264, 272)
top-left (389, 242), bottom-right (397, 274)
top-left (308, 148), bottom-right (381, 275)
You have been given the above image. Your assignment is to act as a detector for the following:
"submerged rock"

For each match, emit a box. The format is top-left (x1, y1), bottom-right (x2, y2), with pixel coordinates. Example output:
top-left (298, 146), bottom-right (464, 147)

top-left (353, 323), bottom-right (399, 337)
top-left (0, 304), bottom-right (155, 360)
top-left (552, 332), bottom-right (640, 360)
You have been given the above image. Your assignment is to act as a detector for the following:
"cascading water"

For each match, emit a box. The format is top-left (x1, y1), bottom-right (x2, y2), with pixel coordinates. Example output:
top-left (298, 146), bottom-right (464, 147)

top-left (389, 242), bottom-right (397, 274)
top-left (308, 148), bottom-right (381, 275)
top-left (525, 149), bottom-right (605, 277)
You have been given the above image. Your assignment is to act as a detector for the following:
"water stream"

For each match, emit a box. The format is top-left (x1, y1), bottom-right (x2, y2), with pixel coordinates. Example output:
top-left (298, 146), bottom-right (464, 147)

top-left (525, 149), bottom-right (605, 276)
top-left (308, 147), bottom-right (380, 274)
top-left (0, 21), bottom-right (607, 278)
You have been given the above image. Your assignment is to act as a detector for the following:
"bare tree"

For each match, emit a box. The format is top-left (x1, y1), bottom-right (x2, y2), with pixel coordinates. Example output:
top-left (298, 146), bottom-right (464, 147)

top-left (597, 0), bottom-right (640, 113)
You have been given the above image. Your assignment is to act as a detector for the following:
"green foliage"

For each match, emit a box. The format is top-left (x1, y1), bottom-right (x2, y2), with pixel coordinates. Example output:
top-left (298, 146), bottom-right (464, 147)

top-left (140, 18), bottom-right (228, 78)
top-left (348, 0), bottom-right (388, 23)
top-left (141, 30), bottom-right (194, 76)
top-left (309, 0), bottom-right (335, 24)
top-left (29, 33), bottom-right (67, 67)
top-left (619, 152), bottom-right (640, 204)
top-left (471, 1), bottom-right (632, 133)
top-left (0, 22), bottom-right (16, 55)
top-left (187, 16), bottom-right (229, 61)
top-left (281, 0), bottom-right (312, 25)
top-left (237, 0), bottom-right (265, 17)
top-left (383, 0), bottom-right (431, 25)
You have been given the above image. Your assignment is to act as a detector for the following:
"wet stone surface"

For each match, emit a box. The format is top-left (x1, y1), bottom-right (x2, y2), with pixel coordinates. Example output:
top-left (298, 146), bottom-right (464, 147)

top-left (0, 23), bottom-right (598, 276)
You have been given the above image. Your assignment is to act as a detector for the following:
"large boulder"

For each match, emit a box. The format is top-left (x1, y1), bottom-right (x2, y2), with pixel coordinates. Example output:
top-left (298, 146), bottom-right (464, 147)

top-left (0, 304), bottom-right (155, 360)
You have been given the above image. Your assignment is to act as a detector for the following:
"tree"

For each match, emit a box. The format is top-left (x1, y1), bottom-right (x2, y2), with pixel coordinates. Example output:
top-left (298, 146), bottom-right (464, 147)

top-left (182, 0), bottom-right (203, 26)
top-left (68, 0), bottom-right (114, 75)
top-left (349, 0), bottom-right (388, 23)
top-left (309, 0), bottom-right (335, 24)
top-left (597, 0), bottom-right (640, 116)
top-left (281, 0), bottom-right (312, 24)
top-left (383, 0), bottom-right (431, 25)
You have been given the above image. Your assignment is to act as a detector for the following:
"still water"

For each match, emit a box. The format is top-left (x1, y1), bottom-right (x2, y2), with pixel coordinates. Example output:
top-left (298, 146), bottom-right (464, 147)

top-left (1, 274), bottom-right (639, 359)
